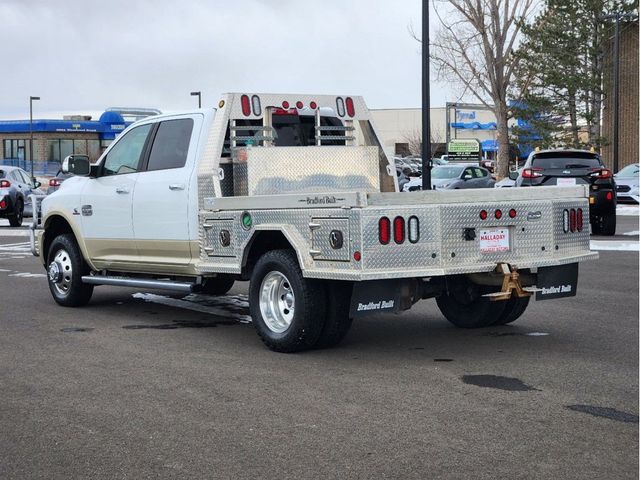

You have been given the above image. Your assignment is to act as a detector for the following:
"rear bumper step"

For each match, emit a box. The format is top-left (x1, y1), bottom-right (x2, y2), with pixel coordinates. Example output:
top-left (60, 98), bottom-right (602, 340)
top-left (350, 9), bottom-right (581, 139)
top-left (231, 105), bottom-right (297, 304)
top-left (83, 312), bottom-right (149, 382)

top-left (81, 275), bottom-right (194, 293)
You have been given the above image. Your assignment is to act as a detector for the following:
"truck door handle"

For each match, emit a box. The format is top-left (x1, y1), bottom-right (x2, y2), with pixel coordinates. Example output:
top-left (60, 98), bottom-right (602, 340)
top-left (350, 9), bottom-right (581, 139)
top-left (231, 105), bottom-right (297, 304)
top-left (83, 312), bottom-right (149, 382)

top-left (169, 184), bottom-right (185, 191)
top-left (115, 187), bottom-right (129, 194)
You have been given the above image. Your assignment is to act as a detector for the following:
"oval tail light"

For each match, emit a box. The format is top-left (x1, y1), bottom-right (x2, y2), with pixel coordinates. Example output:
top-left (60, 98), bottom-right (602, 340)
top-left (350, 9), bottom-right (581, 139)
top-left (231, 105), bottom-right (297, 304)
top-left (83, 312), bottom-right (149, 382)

top-left (336, 97), bottom-right (346, 117)
top-left (569, 208), bottom-right (577, 232)
top-left (251, 95), bottom-right (261, 116)
top-left (393, 216), bottom-right (405, 244)
top-left (379, 217), bottom-right (391, 245)
top-left (345, 97), bottom-right (355, 117)
top-left (576, 208), bottom-right (583, 232)
top-left (0, 180), bottom-right (11, 188)
top-left (240, 94), bottom-right (251, 116)
top-left (408, 216), bottom-right (420, 243)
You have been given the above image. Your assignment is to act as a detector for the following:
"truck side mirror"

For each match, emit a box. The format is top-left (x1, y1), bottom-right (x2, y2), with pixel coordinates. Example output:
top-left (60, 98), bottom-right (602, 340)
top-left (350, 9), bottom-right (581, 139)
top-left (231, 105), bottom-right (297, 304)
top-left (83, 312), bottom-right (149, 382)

top-left (508, 171), bottom-right (518, 181)
top-left (62, 155), bottom-right (90, 176)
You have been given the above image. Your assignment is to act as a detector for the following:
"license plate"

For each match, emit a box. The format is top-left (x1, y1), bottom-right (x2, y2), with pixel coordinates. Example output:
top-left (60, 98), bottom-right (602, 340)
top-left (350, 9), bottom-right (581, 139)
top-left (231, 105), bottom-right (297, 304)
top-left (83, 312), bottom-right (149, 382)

top-left (556, 178), bottom-right (576, 187)
top-left (479, 228), bottom-right (510, 253)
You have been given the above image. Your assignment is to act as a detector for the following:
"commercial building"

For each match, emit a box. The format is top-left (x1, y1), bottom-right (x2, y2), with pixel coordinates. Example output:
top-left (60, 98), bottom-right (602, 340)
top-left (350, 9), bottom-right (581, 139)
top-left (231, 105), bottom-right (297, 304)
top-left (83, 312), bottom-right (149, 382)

top-left (0, 108), bottom-right (160, 175)
top-left (601, 20), bottom-right (639, 171)
top-left (371, 103), bottom-right (509, 160)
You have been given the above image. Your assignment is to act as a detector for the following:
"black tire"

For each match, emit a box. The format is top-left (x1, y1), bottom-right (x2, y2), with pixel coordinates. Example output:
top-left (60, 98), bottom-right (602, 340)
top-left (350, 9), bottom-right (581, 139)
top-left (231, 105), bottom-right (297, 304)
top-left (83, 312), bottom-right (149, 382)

top-left (436, 276), bottom-right (507, 328)
top-left (47, 233), bottom-right (94, 307)
top-left (8, 199), bottom-right (23, 227)
top-left (314, 281), bottom-right (353, 349)
top-left (201, 275), bottom-right (235, 295)
top-left (249, 249), bottom-right (326, 353)
top-left (600, 214), bottom-right (616, 236)
top-left (491, 296), bottom-right (530, 326)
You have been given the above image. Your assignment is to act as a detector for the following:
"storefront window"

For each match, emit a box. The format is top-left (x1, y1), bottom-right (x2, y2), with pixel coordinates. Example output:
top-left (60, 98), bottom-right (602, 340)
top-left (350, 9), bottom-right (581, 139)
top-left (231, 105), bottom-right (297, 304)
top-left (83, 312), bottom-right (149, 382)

top-left (48, 140), bottom-right (61, 162)
top-left (88, 140), bottom-right (101, 161)
top-left (2, 139), bottom-right (29, 161)
top-left (60, 139), bottom-right (73, 160)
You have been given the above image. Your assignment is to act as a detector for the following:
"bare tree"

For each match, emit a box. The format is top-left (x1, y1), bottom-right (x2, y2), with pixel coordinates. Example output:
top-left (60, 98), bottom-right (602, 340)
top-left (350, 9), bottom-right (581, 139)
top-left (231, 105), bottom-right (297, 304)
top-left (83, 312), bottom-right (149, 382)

top-left (402, 124), bottom-right (445, 156)
top-left (414, 0), bottom-right (535, 177)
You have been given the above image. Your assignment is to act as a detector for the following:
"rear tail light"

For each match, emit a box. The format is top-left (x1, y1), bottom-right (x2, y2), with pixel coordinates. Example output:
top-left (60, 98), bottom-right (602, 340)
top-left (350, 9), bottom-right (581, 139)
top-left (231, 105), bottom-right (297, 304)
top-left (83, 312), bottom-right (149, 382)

top-left (295, 101), bottom-right (304, 109)
top-left (508, 208), bottom-right (517, 218)
top-left (522, 168), bottom-right (543, 179)
top-left (251, 95), bottom-right (261, 116)
top-left (0, 199), bottom-right (6, 209)
top-left (563, 209), bottom-right (570, 233)
top-left (576, 208), bottom-right (583, 232)
top-left (590, 168), bottom-right (612, 179)
top-left (345, 97), bottom-right (355, 117)
top-left (569, 208), bottom-right (576, 232)
top-left (393, 216), bottom-right (405, 244)
top-left (353, 251), bottom-right (361, 262)
top-left (240, 94), bottom-right (251, 116)
top-left (379, 217), bottom-right (390, 245)
top-left (495, 209), bottom-right (502, 219)
top-left (408, 216), bottom-right (420, 243)
top-left (606, 191), bottom-right (613, 201)
top-left (281, 100), bottom-right (290, 109)
top-left (479, 210), bottom-right (488, 220)
top-left (336, 97), bottom-right (346, 117)
top-left (49, 179), bottom-right (61, 187)
top-left (310, 101), bottom-right (317, 110)
top-left (0, 180), bottom-right (10, 188)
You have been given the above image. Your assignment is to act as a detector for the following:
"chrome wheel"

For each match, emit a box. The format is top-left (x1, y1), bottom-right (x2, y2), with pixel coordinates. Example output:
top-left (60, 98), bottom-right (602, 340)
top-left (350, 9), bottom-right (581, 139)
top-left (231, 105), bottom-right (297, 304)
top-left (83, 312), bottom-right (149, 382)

top-left (259, 271), bottom-right (295, 333)
top-left (49, 249), bottom-right (73, 296)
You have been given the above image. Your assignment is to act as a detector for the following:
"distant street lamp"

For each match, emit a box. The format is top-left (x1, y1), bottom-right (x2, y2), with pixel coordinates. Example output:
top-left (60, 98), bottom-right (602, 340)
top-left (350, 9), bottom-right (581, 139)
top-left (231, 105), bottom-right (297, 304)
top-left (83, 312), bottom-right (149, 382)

top-left (29, 96), bottom-right (40, 179)
top-left (190, 91), bottom-right (202, 108)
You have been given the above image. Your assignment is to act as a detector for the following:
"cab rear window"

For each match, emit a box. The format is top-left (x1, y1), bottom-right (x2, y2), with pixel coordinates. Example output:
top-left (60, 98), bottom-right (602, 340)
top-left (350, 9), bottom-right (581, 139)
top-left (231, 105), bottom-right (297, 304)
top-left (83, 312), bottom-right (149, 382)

top-left (532, 153), bottom-right (602, 170)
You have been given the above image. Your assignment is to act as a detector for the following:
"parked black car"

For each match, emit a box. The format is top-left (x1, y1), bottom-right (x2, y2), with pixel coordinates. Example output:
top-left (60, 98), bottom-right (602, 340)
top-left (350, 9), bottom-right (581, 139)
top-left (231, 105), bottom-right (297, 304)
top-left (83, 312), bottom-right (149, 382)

top-left (512, 149), bottom-right (616, 235)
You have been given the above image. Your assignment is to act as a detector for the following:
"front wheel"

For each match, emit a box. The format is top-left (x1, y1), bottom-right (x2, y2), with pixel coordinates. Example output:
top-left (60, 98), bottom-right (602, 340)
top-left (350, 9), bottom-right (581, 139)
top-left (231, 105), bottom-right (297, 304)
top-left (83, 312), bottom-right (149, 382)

top-left (8, 199), bottom-right (23, 227)
top-left (249, 249), bottom-right (326, 352)
top-left (47, 234), bottom-right (94, 307)
top-left (436, 276), bottom-right (507, 328)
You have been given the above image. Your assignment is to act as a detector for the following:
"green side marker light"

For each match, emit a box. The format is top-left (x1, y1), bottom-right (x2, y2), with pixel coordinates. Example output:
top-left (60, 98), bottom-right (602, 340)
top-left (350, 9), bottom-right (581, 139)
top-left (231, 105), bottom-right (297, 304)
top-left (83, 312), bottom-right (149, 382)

top-left (241, 212), bottom-right (253, 229)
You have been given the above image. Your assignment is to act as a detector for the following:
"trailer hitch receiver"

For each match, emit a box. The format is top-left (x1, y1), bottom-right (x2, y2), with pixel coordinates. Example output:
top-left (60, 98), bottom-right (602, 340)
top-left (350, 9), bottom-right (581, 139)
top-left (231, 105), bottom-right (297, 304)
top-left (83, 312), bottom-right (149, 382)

top-left (483, 263), bottom-right (533, 301)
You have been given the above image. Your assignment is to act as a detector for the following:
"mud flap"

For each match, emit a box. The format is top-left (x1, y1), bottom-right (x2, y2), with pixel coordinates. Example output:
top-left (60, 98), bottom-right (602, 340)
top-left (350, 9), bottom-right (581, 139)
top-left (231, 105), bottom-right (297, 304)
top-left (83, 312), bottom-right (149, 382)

top-left (536, 263), bottom-right (579, 301)
top-left (349, 280), bottom-right (403, 317)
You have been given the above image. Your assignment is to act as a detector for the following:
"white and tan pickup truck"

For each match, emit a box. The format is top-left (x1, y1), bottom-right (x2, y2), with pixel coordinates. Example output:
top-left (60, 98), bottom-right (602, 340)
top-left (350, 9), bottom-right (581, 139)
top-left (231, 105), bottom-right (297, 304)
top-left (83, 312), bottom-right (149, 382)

top-left (30, 93), bottom-right (597, 352)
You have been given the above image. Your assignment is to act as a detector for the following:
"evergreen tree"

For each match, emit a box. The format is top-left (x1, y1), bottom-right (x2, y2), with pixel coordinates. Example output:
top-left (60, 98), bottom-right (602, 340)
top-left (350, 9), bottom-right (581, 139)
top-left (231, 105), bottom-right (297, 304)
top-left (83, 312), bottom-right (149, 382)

top-left (513, 0), bottom-right (638, 149)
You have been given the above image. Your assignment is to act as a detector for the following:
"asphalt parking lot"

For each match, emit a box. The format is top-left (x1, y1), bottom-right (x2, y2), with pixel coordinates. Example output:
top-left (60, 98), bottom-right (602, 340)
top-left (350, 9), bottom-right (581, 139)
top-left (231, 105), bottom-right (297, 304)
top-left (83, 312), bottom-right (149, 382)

top-left (0, 209), bottom-right (638, 479)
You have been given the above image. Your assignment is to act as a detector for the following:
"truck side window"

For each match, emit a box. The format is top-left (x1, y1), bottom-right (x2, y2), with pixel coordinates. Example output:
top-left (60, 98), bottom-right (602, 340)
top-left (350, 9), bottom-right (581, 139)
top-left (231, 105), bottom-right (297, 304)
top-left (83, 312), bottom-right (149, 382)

top-left (146, 119), bottom-right (194, 171)
top-left (102, 124), bottom-right (152, 176)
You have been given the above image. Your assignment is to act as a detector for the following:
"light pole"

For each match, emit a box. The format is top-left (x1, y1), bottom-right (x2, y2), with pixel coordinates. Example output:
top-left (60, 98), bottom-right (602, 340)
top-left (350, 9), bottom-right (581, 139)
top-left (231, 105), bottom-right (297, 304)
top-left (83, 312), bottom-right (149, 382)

top-left (29, 96), bottom-right (40, 179)
top-left (421, 0), bottom-right (432, 190)
top-left (190, 91), bottom-right (201, 108)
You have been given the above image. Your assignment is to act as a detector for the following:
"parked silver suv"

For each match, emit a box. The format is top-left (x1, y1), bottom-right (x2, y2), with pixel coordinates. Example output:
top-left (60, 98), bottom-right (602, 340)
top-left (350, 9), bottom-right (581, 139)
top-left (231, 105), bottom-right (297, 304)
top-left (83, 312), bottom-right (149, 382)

top-left (0, 166), bottom-right (40, 226)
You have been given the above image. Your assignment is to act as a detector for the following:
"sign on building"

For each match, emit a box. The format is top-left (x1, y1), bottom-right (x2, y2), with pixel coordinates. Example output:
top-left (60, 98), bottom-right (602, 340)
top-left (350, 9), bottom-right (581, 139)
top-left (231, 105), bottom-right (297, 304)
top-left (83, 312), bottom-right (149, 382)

top-left (447, 139), bottom-right (481, 162)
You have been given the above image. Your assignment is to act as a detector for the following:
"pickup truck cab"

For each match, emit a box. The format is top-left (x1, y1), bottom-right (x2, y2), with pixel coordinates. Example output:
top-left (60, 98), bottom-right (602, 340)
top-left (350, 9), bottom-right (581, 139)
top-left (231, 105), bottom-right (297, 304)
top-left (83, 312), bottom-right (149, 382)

top-left (31, 93), bottom-right (597, 352)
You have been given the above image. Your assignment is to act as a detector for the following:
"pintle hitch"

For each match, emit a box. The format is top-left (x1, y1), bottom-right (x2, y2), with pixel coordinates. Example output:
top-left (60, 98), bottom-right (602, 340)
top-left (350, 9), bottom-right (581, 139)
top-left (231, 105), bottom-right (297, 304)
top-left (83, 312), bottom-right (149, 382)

top-left (483, 263), bottom-right (533, 301)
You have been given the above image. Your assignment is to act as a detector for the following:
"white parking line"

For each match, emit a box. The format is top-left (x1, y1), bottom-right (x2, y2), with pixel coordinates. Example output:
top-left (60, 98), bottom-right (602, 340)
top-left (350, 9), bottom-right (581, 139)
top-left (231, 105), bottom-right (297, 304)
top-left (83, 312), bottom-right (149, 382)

top-left (591, 241), bottom-right (640, 252)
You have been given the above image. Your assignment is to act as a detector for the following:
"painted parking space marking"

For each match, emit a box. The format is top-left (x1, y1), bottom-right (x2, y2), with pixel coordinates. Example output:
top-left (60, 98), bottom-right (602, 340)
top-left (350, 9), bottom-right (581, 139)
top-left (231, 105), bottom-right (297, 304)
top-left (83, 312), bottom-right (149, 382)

top-left (590, 240), bottom-right (640, 252)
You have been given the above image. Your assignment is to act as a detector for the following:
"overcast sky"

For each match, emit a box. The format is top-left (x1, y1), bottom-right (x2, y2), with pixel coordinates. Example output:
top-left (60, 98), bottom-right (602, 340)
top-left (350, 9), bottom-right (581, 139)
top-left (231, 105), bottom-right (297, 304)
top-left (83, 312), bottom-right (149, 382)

top-left (0, 0), bottom-right (458, 120)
